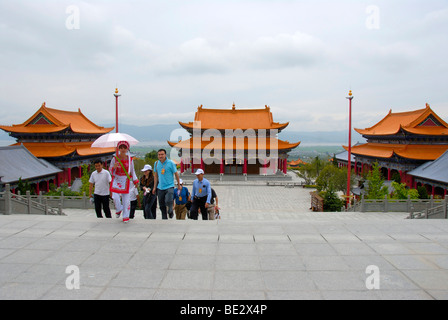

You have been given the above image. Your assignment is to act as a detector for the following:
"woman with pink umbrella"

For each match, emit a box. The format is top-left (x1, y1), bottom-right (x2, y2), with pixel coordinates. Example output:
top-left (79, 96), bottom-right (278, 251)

top-left (109, 140), bottom-right (139, 223)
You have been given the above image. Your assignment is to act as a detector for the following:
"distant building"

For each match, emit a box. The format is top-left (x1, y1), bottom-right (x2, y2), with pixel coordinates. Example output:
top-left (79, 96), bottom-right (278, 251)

top-left (288, 159), bottom-right (307, 168)
top-left (344, 104), bottom-right (448, 196)
top-left (168, 104), bottom-right (301, 176)
top-left (0, 103), bottom-right (115, 188)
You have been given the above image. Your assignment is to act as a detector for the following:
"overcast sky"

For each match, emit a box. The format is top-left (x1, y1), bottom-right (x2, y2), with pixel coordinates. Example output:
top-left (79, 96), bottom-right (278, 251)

top-left (1, 0), bottom-right (447, 135)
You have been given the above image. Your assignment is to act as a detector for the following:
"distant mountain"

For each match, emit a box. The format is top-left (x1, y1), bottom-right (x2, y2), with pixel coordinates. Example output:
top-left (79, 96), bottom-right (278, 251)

top-left (102, 124), bottom-right (365, 146)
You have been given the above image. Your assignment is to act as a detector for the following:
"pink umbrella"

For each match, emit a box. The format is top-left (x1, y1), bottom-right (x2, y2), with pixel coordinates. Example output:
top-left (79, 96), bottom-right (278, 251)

top-left (91, 132), bottom-right (139, 149)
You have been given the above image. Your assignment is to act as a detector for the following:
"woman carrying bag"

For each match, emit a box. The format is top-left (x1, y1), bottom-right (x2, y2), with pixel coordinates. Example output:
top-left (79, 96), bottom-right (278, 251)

top-left (140, 164), bottom-right (157, 219)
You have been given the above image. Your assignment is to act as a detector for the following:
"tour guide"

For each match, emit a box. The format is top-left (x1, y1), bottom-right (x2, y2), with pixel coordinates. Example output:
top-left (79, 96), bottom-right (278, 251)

top-left (190, 169), bottom-right (212, 220)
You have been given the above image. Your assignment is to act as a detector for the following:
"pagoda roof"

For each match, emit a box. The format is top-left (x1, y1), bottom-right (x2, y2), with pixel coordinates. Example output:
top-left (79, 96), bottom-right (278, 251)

top-left (12, 142), bottom-right (116, 158)
top-left (168, 137), bottom-right (300, 151)
top-left (179, 105), bottom-right (289, 131)
top-left (0, 103), bottom-right (114, 135)
top-left (355, 104), bottom-right (448, 136)
top-left (345, 143), bottom-right (448, 161)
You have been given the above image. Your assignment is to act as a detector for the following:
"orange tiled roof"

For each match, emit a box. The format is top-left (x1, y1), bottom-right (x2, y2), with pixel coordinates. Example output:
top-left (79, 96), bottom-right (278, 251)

top-left (355, 104), bottom-right (448, 136)
top-left (288, 159), bottom-right (307, 166)
top-left (345, 143), bottom-right (448, 161)
top-left (179, 105), bottom-right (289, 131)
top-left (168, 137), bottom-right (300, 151)
top-left (0, 103), bottom-right (114, 134)
top-left (13, 142), bottom-right (115, 158)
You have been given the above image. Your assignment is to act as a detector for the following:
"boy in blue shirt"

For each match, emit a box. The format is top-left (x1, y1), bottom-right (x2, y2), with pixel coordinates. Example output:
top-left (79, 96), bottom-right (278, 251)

top-left (190, 169), bottom-right (212, 220)
top-left (173, 179), bottom-right (190, 220)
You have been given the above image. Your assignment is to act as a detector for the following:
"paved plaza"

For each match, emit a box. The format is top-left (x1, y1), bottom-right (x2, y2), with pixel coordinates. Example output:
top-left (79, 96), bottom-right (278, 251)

top-left (0, 184), bottom-right (448, 300)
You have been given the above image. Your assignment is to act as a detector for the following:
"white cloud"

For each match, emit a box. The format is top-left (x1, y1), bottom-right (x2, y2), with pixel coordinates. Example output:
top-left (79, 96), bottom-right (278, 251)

top-left (0, 0), bottom-right (447, 138)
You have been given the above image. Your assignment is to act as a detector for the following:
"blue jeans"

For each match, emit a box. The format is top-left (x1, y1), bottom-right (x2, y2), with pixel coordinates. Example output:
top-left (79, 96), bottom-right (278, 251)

top-left (143, 193), bottom-right (157, 219)
top-left (157, 187), bottom-right (174, 219)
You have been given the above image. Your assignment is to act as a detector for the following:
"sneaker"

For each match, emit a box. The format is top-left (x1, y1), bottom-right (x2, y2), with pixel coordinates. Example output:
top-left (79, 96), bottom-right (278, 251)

top-left (115, 211), bottom-right (122, 218)
top-left (123, 218), bottom-right (129, 223)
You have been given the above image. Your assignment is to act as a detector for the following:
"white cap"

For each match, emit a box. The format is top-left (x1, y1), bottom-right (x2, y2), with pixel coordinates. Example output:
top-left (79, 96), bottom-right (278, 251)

top-left (178, 179), bottom-right (183, 184)
top-left (141, 164), bottom-right (152, 172)
top-left (195, 169), bottom-right (205, 175)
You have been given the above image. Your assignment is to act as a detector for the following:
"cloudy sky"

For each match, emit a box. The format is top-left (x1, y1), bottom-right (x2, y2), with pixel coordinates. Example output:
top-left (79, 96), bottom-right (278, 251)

top-left (1, 0), bottom-right (447, 137)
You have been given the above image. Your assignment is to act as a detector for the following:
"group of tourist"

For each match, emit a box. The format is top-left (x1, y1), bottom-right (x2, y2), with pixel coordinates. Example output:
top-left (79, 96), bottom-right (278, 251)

top-left (88, 142), bottom-right (220, 223)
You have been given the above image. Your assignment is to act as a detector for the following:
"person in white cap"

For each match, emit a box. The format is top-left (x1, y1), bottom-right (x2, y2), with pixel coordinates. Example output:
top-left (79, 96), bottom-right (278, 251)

top-left (190, 169), bottom-right (212, 220)
top-left (140, 164), bottom-right (157, 219)
top-left (173, 179), bottom-right (190, 220)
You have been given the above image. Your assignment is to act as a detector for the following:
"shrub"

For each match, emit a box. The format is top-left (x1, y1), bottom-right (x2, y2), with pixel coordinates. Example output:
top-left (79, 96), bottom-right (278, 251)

top-left (321, 190), bottom-right (344, 212)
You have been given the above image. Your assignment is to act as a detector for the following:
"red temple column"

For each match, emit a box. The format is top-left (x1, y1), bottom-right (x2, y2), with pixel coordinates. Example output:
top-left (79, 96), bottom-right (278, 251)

top-left (180, 159), bottom-right (184, 174)
top-left (68, 168), bottom-right (72, 186)
top-left (220, 159), bottom-right (224, 175)
top-left (387, 168), bottom-right (391, 181)
top-left (243, 158), bottom-right (247, 175)
top-left (78, 166), bottom-right (82, 178)
top-left (283, 158), bottom-right (287, 175)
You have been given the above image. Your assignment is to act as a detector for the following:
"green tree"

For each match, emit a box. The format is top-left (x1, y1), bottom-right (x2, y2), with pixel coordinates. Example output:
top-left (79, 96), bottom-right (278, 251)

top-left (322, 189), bottom-right (344, 212)
top-left (316, 164), bottom-right (354, 194)
top-left (296, 156), bottom-right (327, 185)
top-left (79, 164), bottom-right (92, 196)
top-left (365, 162), bottom-right (389, 199)
top-left (417, 186), bottom-right (430, 199)
top-left (144, 150), bottom-right (158, 167)
top-left (17, 178), bottom-right (33, 195)
top-left (390, 182), bottom-right (419, 199)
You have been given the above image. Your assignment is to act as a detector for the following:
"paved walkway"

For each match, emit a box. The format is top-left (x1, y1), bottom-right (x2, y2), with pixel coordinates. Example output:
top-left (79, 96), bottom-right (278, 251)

top-left (0, 185), bottom-right (448, 300)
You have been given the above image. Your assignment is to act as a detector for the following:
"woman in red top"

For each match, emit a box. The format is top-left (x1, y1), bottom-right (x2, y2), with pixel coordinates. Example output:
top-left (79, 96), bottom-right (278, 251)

top-left (110, 141), bottom-right (139, 223)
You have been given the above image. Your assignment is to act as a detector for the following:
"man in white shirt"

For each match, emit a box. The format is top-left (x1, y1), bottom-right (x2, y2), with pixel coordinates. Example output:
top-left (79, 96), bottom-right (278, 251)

top-left (89, 159), bottom-right (112, 218)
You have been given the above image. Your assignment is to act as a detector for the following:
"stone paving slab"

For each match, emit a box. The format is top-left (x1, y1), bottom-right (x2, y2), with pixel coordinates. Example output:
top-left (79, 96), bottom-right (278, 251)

top-left (0, 210), bottom-right (447, 300)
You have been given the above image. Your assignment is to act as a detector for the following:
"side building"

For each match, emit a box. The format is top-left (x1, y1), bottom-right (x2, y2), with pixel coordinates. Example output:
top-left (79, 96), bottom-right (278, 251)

top-left (0, 103), bottom-right (116, 190)
top-left (343, 104), bottom-right (448, 197)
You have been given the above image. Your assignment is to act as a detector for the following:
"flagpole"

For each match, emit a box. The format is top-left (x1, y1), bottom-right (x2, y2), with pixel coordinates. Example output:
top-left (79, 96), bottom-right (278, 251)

top-left (114, 88), bottom-right (121, 133)
top-left (346, 90), bottom-right (354, 208)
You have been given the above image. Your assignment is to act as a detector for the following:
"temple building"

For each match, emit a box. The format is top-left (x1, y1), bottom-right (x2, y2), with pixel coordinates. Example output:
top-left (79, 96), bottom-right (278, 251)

top-left (344, 104), bottom-right (448, 196)
top-left (0, 103), bottom-right (115, 189)
top-left (168, 104), bottom-right (300, 177)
